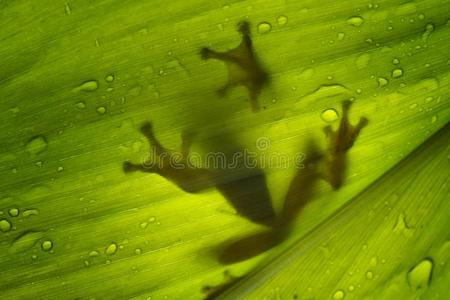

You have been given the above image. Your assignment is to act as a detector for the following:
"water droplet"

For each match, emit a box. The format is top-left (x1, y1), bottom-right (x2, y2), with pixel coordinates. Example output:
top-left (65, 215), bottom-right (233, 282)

top-left (140, 222), bottom-right (148, 229)
top-left (391, 69), bottom-right (404, 78)
top-left (355, 53), bottom-right (371, 69)
top-left (333, 290), bottom-right (345, 299)
top-left (392, 58), bottom-right (400, 65)
top-left (135, 248), bottom-right (142, 255)
top-left (64, 3), bottom-right (72, 15)
top-left (393, 213), bottom-right (413, 237)
top-left (366, 271), bottom-right (374, 280)
top-left (377, 77), bottom-right (389, 87)
top-left (76, 101), bottom-right (86, 109)
top-left (0, 219), bottom-right (12, 232)
top-left (299, 68), bottom-right (315, 80)
top-left (422, 23), bottom-right (434, 42)
top-left (8, 208), bottom-right (19, 217)
top-left (76, 80), bottom-right (99, 92)
top-left (148, 216), bottom-right (156, 223)
top-left (57, 166), bottom-right (64, 172)
top-left (23, 209), bottom-right (39, 218)
top-left (96, 106), bottom-right (107, 115)
top-left (41, 240), bottom-right (53, 251)
top-left (105, 242), bottom-right (118, 255)
top-left (9, 231), bottom-right (44, 254)
top-left (105, 74), bottom-right (114, 82)
top-left (347, 16), bottom-right (364, 27)
top-left (370, 256), bottom-right (378, 267)
top-left (25, 136), bottom-right (48, 155)
top-left (348, 285), bottom-right (354, 292)
top-left (257, 22), bottom-right (272, 34)
top-left (277, 15), bottom-right (288, 27)
top-left (407, 258), bottom-right (433, 290)
top-left (84, 260), bottom-right (90, 267)
top-left (337, 32), bottom-right (345, 40)
top-left (35, 161), bottom-right (43, 167)
top-left (89, 250), bottom-right (99, 257)
top-left (321, 108), bottom-right (340, 123)
top-left (431, 115), bottom-right (437, 123)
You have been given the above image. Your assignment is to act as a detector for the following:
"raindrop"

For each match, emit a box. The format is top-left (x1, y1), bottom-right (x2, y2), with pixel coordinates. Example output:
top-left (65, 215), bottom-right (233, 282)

top-left (64, 3), bottom-right (72, 15)
top-left (366, 271), bottom-right (374, 280)
top-left (431, 115), bottom-right (437, 123)
top-left (25, 136), bottom-right (48, 155)
top-left (0, 219), bottom-right (12, 232)
top-left (41, 240), bottom-right (53, 251)
top-left (57, 166), bottom-right (64, 172)
top-left (337, 32), bottom-right (345, 40)
top-left (277, 15), bottom-right (288, 27)
top-left (377, 77), bottom-right (389, 87)
top-left (96, 106), bottom-right (107, 115)
top-left (135, 248), bottom-right (142, 255)
top-left (407, 258), bottom-right (433, 290)
top-left (333, 290), bottom-right (345, 299)
top-left (23, 209), bottom-right (39, 218)
top-left (140, 222), bottom-right (148, 229)
top-left (257, 22), bottom-right (272, 34)
top-left (76, 101), bottom-right (86, 109)
top-left (105, 74), bottom-right (115, 83)
top-left (105, 242), bottom-right (118, 255)
top-left (321, 108), bottom-right (340, 123)
top-left (392, 58), bottom-right (400, 65)
top-left (347, 16), bottom-right (364, 27)
top-left (89, 250), bottom-right (100, 257)
top-left (9, 231), bottom-right (44, 254)
top-left (76, 80), bottom-right (99, 92)
top-left (391, 69), bottom-right (404, 78)
top-left (348, 285), bottom-right (354, 292)
top-left (8, 208), bottom-right (19, 217)
top-left (355, 53), bottom-right (371, 69)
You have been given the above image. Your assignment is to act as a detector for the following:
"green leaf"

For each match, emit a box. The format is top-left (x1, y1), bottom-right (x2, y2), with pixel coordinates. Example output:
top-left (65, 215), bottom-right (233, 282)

top-left (0, 0), bottom-right (448, 299)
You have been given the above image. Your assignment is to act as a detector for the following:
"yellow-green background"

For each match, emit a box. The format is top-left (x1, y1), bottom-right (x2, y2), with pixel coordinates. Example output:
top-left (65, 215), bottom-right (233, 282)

top-left (0, 0), bottom-right (449, 299)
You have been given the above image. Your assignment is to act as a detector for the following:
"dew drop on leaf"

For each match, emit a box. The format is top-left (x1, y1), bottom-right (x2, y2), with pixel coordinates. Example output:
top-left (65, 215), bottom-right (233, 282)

top-left (392, 58), bottom-right (400, 65)
top-left (9, 231), bottom-right (44, 254)
top-left (8, 208), bottom-right (19, 217)
top-left (321, 108), bottom-right (339, 123)
top-left (41, 240), bottom-right (53, 251)
top-left (391, 68), bottom-right (404, 78)
top-left (105, 74), bottom-right (115, 82)
top-left (106, 242), bottom-right (118, 255)
top-left (276, 15), bottom-right (288, 26)
top-left (23, 209), bottom-right (39, 218)
top-left (96, 106), bottom-right (107, 115)
top-left (407, 258), bottom-right (433, 290)
top-left (257, 22), bottom-right (272, 34)
top-left (366, 271), bottom-right (374, 280)
top-left (76, 80), bottom-right (99, 92)
top-left (89, 250), bottom-right (99, 257)
top-left (377, 77), bottom-right (389, 87)
top-left (75, 101), bottom-right (86, 109)
top-left (355, 53), bottom-right (371, 69)
top-left (64, 3), bottom-right (72, 15)
top-left (135, 248), bottom-right (142, 255)
top-left (25, 136), bottom-right (48, 155)
top-left (0, 219), bottom-right (12, 232)
top-left (347, 16), bottom-right (364, 27)
top-left (333, 289), bottom-right (345, 299)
